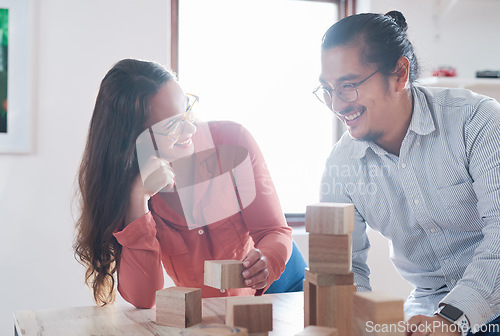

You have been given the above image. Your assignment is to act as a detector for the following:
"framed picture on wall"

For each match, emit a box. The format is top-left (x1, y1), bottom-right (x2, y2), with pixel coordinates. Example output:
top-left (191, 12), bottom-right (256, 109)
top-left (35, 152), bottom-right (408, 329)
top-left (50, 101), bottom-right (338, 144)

top-left (0, 0), bottom-right (31, 153)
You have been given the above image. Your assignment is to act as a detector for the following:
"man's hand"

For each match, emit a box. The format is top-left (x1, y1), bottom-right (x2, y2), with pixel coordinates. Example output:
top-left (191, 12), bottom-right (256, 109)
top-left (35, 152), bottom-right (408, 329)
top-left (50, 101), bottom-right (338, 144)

top-left (406, 314), bottom-right (461, 336)
top-left (241, 249), bottom-right (269, 290)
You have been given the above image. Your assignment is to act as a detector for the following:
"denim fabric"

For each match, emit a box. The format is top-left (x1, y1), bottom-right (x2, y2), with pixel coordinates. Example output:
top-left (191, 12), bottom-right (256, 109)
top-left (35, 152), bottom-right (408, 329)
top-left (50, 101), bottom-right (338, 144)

top-left (266, 241), bottom-right (307, 293)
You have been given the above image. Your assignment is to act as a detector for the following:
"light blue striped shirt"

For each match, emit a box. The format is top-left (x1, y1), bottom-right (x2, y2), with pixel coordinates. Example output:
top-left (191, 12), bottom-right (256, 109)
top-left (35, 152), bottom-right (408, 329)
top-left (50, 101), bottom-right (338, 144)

top-left (320, 85), bottom-right (500, 331)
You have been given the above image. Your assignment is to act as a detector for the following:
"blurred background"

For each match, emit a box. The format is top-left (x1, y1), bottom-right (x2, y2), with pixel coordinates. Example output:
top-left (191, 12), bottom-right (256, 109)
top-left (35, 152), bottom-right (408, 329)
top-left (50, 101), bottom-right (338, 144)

top-left (1, 0), bottom-right (499, 335)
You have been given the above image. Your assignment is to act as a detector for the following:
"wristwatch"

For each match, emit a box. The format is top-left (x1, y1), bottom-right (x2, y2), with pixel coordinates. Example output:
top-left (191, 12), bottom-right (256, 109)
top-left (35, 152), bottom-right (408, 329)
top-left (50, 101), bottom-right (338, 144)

top-left (435, 304), bottom-right (470, 336)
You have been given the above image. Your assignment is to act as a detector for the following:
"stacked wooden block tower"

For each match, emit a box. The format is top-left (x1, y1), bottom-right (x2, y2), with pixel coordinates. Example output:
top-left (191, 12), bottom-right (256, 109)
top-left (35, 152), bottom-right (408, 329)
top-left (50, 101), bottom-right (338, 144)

top-left (304, 203), bottom-right (356, 335)
top-left (305, 202), bottom-right (406, 336)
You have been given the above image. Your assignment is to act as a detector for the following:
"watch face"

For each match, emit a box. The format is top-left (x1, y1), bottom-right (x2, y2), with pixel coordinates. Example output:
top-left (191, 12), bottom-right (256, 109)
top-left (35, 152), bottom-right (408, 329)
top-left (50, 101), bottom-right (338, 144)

top-left (441, 305), bottom-right (463, 321)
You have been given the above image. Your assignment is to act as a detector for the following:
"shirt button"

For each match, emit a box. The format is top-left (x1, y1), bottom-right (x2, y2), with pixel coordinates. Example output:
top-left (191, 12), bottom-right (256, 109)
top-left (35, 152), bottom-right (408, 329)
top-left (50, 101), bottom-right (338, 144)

top-left (414, 199), bottom-right (420, 205)
top-left (444, 259), bottom-right (450, 264)
top-left (198, 229), bottom-right (204, 235)
top-left (450, 279), bottom-right (456, 284)
top-left (220, 289), bottom-right (226, 293)
top-left (430, 228), bottom-right (436, 233)
top-left (400, 163), bottom-right (407, 168)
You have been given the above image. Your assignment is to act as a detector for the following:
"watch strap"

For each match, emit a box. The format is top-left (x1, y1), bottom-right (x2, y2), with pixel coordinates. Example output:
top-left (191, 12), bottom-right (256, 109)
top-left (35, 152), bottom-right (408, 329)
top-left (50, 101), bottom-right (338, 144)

top-left (435, 305), bottom-right (470, 336)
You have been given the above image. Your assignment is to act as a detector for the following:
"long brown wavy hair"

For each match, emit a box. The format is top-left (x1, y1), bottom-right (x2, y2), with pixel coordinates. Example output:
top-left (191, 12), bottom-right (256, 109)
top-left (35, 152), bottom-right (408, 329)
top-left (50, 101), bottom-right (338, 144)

top-left (74, 59), bottom-right (174, 305)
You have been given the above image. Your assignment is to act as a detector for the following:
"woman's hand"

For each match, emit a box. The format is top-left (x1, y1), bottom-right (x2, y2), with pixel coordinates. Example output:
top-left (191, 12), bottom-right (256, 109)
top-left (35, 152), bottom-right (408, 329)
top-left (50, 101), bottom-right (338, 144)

top-left (142, 158), bottom-right (175, 195)
top-left (241, 249), bottom-right (269, 290)
top-left (125, 156), bottom-right (174, 226)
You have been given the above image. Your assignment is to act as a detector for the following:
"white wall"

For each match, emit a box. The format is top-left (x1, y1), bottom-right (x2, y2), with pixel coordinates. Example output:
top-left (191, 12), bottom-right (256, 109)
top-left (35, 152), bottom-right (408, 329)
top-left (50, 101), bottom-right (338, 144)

top-left (367, 0), bottom-right (500, 79)
top-left (1, 1), bottom-right (169, 335)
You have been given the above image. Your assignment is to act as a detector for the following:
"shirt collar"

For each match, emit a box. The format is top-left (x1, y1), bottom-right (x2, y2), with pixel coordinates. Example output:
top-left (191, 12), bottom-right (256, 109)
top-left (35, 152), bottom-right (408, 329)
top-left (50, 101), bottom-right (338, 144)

top-left (351, 139), bottom-right (386, 159)
top-left (408, 85), bottom-right (436, 136)
top-left (351, 86), bottom-right (436, 159)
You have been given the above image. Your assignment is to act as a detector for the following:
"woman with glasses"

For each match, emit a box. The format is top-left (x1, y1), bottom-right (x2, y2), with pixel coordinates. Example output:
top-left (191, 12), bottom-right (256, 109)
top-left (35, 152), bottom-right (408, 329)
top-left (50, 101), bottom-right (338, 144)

top-left (74, 59), bottom-right (292, 308)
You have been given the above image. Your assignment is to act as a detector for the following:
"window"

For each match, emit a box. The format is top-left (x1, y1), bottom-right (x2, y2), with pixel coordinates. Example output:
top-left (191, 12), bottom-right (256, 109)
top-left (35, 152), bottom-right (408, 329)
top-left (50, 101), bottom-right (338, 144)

top-left (177, 0), bottom-right (343, 213)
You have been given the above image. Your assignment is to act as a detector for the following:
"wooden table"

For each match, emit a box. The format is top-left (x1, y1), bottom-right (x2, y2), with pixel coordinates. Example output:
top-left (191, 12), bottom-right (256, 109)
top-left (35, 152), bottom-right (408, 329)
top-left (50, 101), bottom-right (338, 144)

top-left (14, 292), bottom-right (304, 336)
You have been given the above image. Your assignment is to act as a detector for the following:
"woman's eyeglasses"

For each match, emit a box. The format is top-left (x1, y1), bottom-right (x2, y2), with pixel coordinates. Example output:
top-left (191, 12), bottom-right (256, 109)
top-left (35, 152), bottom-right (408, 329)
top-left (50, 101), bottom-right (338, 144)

top-left (149, 93), bottom-right (199, 143)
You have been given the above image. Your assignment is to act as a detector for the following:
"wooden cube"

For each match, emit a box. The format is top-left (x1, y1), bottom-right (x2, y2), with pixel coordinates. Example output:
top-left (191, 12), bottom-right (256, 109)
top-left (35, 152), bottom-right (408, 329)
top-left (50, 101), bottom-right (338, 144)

top-left (186, 324), bottom-right (249, 335)
top-left (305, 268), bottom-right (354, 286)
top-left (353, 292), bottom-right (405, 336)
top-left (305, 203), bottom-right (354, 234)
top-left (304, 279), bottom-right (355, 335)
top-left (353, 292), bottom-right (404, 323)
top-left (316, 284), bottom-right (356, 334)
top-left (225, 296), bottom-right (272, 334)
top-left (204, 260), bottom-right (246, 289)
top-left (296, 325), bottom-right (339, 335)
top-left (304, 280), bottom-right (316, 327)
top-left (156, 287), bottom-right (202, 328)
top-left (308, 234), bottom-right (352, 274)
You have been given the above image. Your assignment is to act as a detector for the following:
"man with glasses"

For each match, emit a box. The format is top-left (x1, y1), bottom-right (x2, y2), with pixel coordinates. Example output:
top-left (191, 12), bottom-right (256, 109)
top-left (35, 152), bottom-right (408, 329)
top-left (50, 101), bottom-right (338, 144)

top-left (316, 11), bottom-right (500, 336)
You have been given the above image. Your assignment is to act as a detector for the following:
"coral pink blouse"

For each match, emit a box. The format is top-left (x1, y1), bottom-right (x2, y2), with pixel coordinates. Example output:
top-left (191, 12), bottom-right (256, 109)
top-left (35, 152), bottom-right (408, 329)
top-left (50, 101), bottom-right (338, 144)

top-left (113, 121), bottom-right (292, 308)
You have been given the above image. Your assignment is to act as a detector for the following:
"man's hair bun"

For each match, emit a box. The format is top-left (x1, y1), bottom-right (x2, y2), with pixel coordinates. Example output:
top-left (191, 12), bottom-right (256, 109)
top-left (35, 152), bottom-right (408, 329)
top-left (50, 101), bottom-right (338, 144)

top-left (385, 10), bottom-right (408, 32)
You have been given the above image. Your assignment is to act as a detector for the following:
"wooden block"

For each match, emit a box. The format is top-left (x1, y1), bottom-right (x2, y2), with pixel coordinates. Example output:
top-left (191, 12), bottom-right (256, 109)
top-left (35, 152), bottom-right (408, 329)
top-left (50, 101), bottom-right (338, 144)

top-left (309, 234), bottom-right (352, 274)
top-left (156, 287), bottom-right (202, 328)
top-left (353, 292), bottom-right (405, 336)
top-left (305, 268), bottom-right (354, 286)
top-left (304, 279), bottom-right (316, 327)
top-left (296, 325), bottom-right (339, 335)
top-left (186, 324), bottom-right (249, 335)
top-left (316, 284), bottom-right (356, 335)
top-left (204, 260), bottom-right (246, 289)
top-left (305, 203), bottom-right (354, 234)
top-left (225, 296), bottom-right (273, 334)
top-left (304, 278), bottom-right (355, 335)
top-left (353, 292), bottom-right (404, 323)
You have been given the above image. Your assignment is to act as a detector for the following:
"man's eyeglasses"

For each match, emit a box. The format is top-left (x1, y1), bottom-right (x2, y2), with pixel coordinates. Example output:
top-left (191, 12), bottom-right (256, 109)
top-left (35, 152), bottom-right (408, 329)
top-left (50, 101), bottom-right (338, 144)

top-left (313, 69), bottom-right (379, 110)
top-left (149, 93), bottom-right (199, 143)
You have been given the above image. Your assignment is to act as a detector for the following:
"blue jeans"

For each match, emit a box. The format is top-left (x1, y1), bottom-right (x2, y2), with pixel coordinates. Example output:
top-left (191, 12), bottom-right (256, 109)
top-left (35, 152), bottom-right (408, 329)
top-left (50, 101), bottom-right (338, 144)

top-left (468, 315), bottom-right (500, 336)
top-left (265, 241), bottom-right (307, 293)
